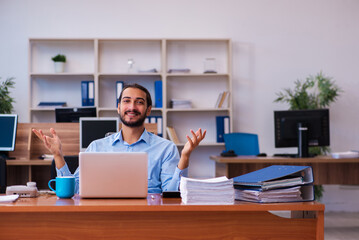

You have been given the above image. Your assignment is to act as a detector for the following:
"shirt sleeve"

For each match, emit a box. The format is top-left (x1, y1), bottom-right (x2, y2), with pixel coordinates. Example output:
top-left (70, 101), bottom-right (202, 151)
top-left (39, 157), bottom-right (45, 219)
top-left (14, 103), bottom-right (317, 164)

top-left (164, 167), bottom-right (184, 191)
top-left (160, 143), bottom-right (186, 192)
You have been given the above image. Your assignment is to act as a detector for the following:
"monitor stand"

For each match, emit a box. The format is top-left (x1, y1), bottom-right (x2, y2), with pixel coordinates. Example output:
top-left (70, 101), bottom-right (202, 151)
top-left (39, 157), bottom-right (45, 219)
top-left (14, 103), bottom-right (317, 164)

top-left (0, 151), bottom-right (16, 160)
top-left (297, 122), bottom-right (309, 158)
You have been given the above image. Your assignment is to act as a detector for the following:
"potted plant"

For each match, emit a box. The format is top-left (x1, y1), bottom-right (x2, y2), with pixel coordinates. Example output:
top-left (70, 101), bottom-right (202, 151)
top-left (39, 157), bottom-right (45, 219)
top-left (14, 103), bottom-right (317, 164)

top-left (274, 71), bottom-right (342, 200)
top-left (52, 54), bottom-right (66, 73)
top-left (0, 77), bottom-right (16, 114)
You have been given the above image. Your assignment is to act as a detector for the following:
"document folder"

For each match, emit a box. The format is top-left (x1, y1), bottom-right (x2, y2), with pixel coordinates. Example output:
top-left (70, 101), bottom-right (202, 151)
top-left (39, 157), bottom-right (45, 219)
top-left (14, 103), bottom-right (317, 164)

top-left (233, 165), bottom-right (314, 189)
top-left (116, 81), bottom-right (124, 107)
top-left (81, 80), bottom-right (95, 106)
top-left (154, 80), bottom-right (162, 108)
top-left (216, 116), bottom-right (230, 142)
top-left (233, 165), bottom-right (314, 203)
top-left (234, 185), bottom-right (314, 203)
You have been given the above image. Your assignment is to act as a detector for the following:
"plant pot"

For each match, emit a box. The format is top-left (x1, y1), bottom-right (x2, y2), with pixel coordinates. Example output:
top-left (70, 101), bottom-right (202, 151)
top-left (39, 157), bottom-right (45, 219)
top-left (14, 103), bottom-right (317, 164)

top-left (54, 62), bottom-right (65, 73)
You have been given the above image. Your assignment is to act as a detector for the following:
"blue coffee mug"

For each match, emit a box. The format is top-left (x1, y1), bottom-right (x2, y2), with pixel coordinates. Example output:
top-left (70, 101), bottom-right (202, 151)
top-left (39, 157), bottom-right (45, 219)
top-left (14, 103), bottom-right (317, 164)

top-left (48, 176), bottom-right (75, 198)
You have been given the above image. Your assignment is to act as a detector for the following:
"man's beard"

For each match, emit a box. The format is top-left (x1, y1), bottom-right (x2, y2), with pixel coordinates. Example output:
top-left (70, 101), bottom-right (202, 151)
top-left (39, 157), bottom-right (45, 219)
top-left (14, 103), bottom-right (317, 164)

top-left (119, 110), bottom-right (147, 127)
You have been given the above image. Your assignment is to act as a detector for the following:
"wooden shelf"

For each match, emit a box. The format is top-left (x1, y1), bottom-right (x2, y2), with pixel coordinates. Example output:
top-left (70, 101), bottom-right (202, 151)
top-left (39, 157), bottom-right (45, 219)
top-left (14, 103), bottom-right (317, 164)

top-left (166, 73), bottom-right (229, 77)
top-left (6, 160), bottom-right (52, 166)
top-left (99, 73), bottom-right (162, 77)
top-left (166, 108), bottom-right (230, 112)
top-left (176, 142), bottom-right (225, 147)
top-left (30, 73), bottom-right (94, 76)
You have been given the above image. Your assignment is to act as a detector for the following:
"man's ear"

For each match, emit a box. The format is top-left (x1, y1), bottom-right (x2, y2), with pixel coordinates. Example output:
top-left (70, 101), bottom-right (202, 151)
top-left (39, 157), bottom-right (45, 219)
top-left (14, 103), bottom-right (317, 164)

top-left (146, 106), bottom-right (152, 116)
top-left (117, 103), bottom-right (121, 114)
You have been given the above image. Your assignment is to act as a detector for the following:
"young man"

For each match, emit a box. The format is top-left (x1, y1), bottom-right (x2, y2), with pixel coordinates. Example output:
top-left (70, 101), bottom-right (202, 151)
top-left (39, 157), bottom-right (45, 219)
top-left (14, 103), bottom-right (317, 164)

top-left (33, 84), bottom-right (206, 194)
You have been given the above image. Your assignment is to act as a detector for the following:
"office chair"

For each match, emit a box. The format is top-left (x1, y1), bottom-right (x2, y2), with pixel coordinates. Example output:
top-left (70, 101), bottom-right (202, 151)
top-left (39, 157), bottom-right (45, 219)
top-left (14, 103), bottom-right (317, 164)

top-left (0, 157), bottom-right (7, 194)
top-left (50, 155), bottom-right (79, 190)
top-left (223, 132), bottom-right (260, 156)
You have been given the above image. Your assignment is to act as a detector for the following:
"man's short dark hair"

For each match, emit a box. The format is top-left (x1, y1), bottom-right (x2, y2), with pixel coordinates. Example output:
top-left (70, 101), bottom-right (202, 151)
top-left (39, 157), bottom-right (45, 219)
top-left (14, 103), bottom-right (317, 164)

top-left (118, 83), bottom-right (152, 108)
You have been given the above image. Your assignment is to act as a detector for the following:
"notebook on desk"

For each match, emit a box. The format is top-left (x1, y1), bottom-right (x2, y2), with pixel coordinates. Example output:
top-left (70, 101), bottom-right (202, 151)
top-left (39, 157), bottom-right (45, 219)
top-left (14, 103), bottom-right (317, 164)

top-left (79, 152), bottom-right (148, 198)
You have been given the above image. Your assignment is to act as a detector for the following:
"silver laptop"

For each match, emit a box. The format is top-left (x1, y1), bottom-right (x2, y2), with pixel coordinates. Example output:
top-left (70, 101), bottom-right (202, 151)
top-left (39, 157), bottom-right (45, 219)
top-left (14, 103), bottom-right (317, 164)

top-left (79, 152), bottom-right (148, 198)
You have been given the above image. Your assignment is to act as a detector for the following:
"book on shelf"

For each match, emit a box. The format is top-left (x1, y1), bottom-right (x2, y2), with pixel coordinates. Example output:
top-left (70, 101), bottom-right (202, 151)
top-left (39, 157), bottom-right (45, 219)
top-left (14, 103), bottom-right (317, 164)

top-left (215, 92), bottom-right (223, 108)
top-left (37, 102), bottom-right (67, 108)
top-left (138, 68), bottom-right (158, 73)
top-left (215, 91), bottom-right (230, 108)
top-left (170, 99), bottom-right (192, 109)
top-left (167, 68), bottom-right (191, 74)
top-left (233, 165), bottom-right (314, 203)
top-left (166, 126), bottom-right (180, 144)
top-left (180, 176), bottom-right (234, 205)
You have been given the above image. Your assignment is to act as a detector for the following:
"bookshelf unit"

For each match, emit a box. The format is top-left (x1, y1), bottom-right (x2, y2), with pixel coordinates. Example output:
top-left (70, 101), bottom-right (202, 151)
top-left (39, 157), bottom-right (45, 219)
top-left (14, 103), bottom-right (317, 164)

top-left (28, 38), bottom-right (232, 147)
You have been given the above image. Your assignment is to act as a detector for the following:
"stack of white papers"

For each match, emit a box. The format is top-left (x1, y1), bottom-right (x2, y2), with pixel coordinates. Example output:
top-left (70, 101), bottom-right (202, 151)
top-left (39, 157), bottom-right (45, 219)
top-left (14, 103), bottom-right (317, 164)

top-left (0, 194), bottom-right (19, 203)
top-left (180, 176), bottom-right (234, 205)
top-left (235, 186), bottom-right (302, 203)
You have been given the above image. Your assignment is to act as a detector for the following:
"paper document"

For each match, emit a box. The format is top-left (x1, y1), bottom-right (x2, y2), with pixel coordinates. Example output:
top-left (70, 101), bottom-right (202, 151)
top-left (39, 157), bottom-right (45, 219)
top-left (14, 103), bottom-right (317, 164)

top-left (0, 194), bottom-right (19, 203)
top-left (331, 151), bottom-right (359, 159)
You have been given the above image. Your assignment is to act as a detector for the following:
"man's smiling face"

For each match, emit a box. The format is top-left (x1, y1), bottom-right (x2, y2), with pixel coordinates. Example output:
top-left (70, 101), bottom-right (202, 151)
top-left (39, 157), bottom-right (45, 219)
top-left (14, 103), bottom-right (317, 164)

top-left (118, 87), bottom-right (151, 127)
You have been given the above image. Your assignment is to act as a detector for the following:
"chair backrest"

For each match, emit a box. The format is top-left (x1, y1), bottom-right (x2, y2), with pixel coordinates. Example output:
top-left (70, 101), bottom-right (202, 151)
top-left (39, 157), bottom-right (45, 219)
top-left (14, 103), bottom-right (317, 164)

top-left (224, 132), bottom-right (260, 156)
top-left (0, 157), bottom-right (7, 193)
top-left (50, 155), bottom-right (79, 190)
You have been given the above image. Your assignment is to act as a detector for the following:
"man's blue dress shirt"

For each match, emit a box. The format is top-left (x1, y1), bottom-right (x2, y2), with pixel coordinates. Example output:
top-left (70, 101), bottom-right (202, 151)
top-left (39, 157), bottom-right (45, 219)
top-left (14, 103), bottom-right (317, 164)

top-left (57, 129), bottom-right (185, 194)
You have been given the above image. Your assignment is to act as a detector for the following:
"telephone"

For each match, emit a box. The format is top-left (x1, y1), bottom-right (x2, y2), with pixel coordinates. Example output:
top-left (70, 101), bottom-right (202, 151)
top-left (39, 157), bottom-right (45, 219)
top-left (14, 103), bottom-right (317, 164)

top-left (6, 182), bottom-right (39, 198)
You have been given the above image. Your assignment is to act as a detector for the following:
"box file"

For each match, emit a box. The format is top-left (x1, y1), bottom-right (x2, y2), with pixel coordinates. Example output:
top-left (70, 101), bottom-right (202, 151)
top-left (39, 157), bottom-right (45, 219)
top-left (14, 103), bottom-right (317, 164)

top-left (81, 81), bottom-right (95, 106)
top-left (233, 165), bottom-right (314, 203)
top-left (216, 116), bottom-right (230, 142)
top-left (154, 80), bottom-right (163, 108)
top-left (156, 116), bottom-right (163, 137)
top-left (116, 81), bottom-right (124, 107)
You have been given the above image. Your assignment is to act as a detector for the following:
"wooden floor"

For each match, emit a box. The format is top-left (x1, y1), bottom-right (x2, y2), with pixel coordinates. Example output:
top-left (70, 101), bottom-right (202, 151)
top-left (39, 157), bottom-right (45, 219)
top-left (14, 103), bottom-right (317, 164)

top-left (325, 212), bottom-right (359, 240)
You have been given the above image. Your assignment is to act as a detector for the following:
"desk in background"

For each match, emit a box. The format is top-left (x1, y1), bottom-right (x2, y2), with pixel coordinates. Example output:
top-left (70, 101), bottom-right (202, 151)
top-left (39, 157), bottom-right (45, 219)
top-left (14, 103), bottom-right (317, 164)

top-left (7, 123), bottom-right (79, 189)
top-left (0, 194), bottom-right (324, 240)
top-left (210, 155), bottom-right (359, 185)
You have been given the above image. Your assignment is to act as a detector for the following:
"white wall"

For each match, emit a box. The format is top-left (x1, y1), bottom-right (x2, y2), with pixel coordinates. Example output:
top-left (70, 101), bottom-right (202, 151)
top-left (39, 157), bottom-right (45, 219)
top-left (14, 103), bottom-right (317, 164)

top-left (1, 0), bottom-right (359, 210)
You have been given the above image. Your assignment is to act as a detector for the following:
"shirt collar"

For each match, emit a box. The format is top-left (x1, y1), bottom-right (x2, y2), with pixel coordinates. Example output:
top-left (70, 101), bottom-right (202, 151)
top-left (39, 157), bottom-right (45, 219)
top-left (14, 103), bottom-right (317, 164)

top-left (111, 128), bottom-right (150, 146)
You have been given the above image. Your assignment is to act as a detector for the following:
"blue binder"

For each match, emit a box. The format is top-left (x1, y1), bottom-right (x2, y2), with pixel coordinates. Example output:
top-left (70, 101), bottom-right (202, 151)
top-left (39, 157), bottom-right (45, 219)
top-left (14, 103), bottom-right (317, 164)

top-left (233, 165), bottom-right (314, 188)
top-left (116, 81), bottom-right (124, 107)
top-left (154, 80), bottom-right (162, 108)
top-left (156, 116), bottom-right (163, 137)
top-left (216, 116), bottom-right (230, 142)
top-left (233, 165), bottom-right (315, 202)
top-left (81, 81), bottom-right (94, 106)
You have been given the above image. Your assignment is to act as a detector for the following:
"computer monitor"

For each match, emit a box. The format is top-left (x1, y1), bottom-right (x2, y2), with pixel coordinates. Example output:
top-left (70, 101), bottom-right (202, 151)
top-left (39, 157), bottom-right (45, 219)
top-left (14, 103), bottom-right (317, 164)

top-left (55, 107), bottom-right (97, 123)
top-left (79, 117), bottom-right (119, 152)
top-left (274, 109), bottom-right (330, 158)
top-left (0, 114), bottom-right (18, 159)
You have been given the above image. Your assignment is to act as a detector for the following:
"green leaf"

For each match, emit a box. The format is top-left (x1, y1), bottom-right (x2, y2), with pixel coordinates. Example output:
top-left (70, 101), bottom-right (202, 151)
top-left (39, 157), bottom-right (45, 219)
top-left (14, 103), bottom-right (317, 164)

top-left (0, 77), bottom-right (16, 114)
